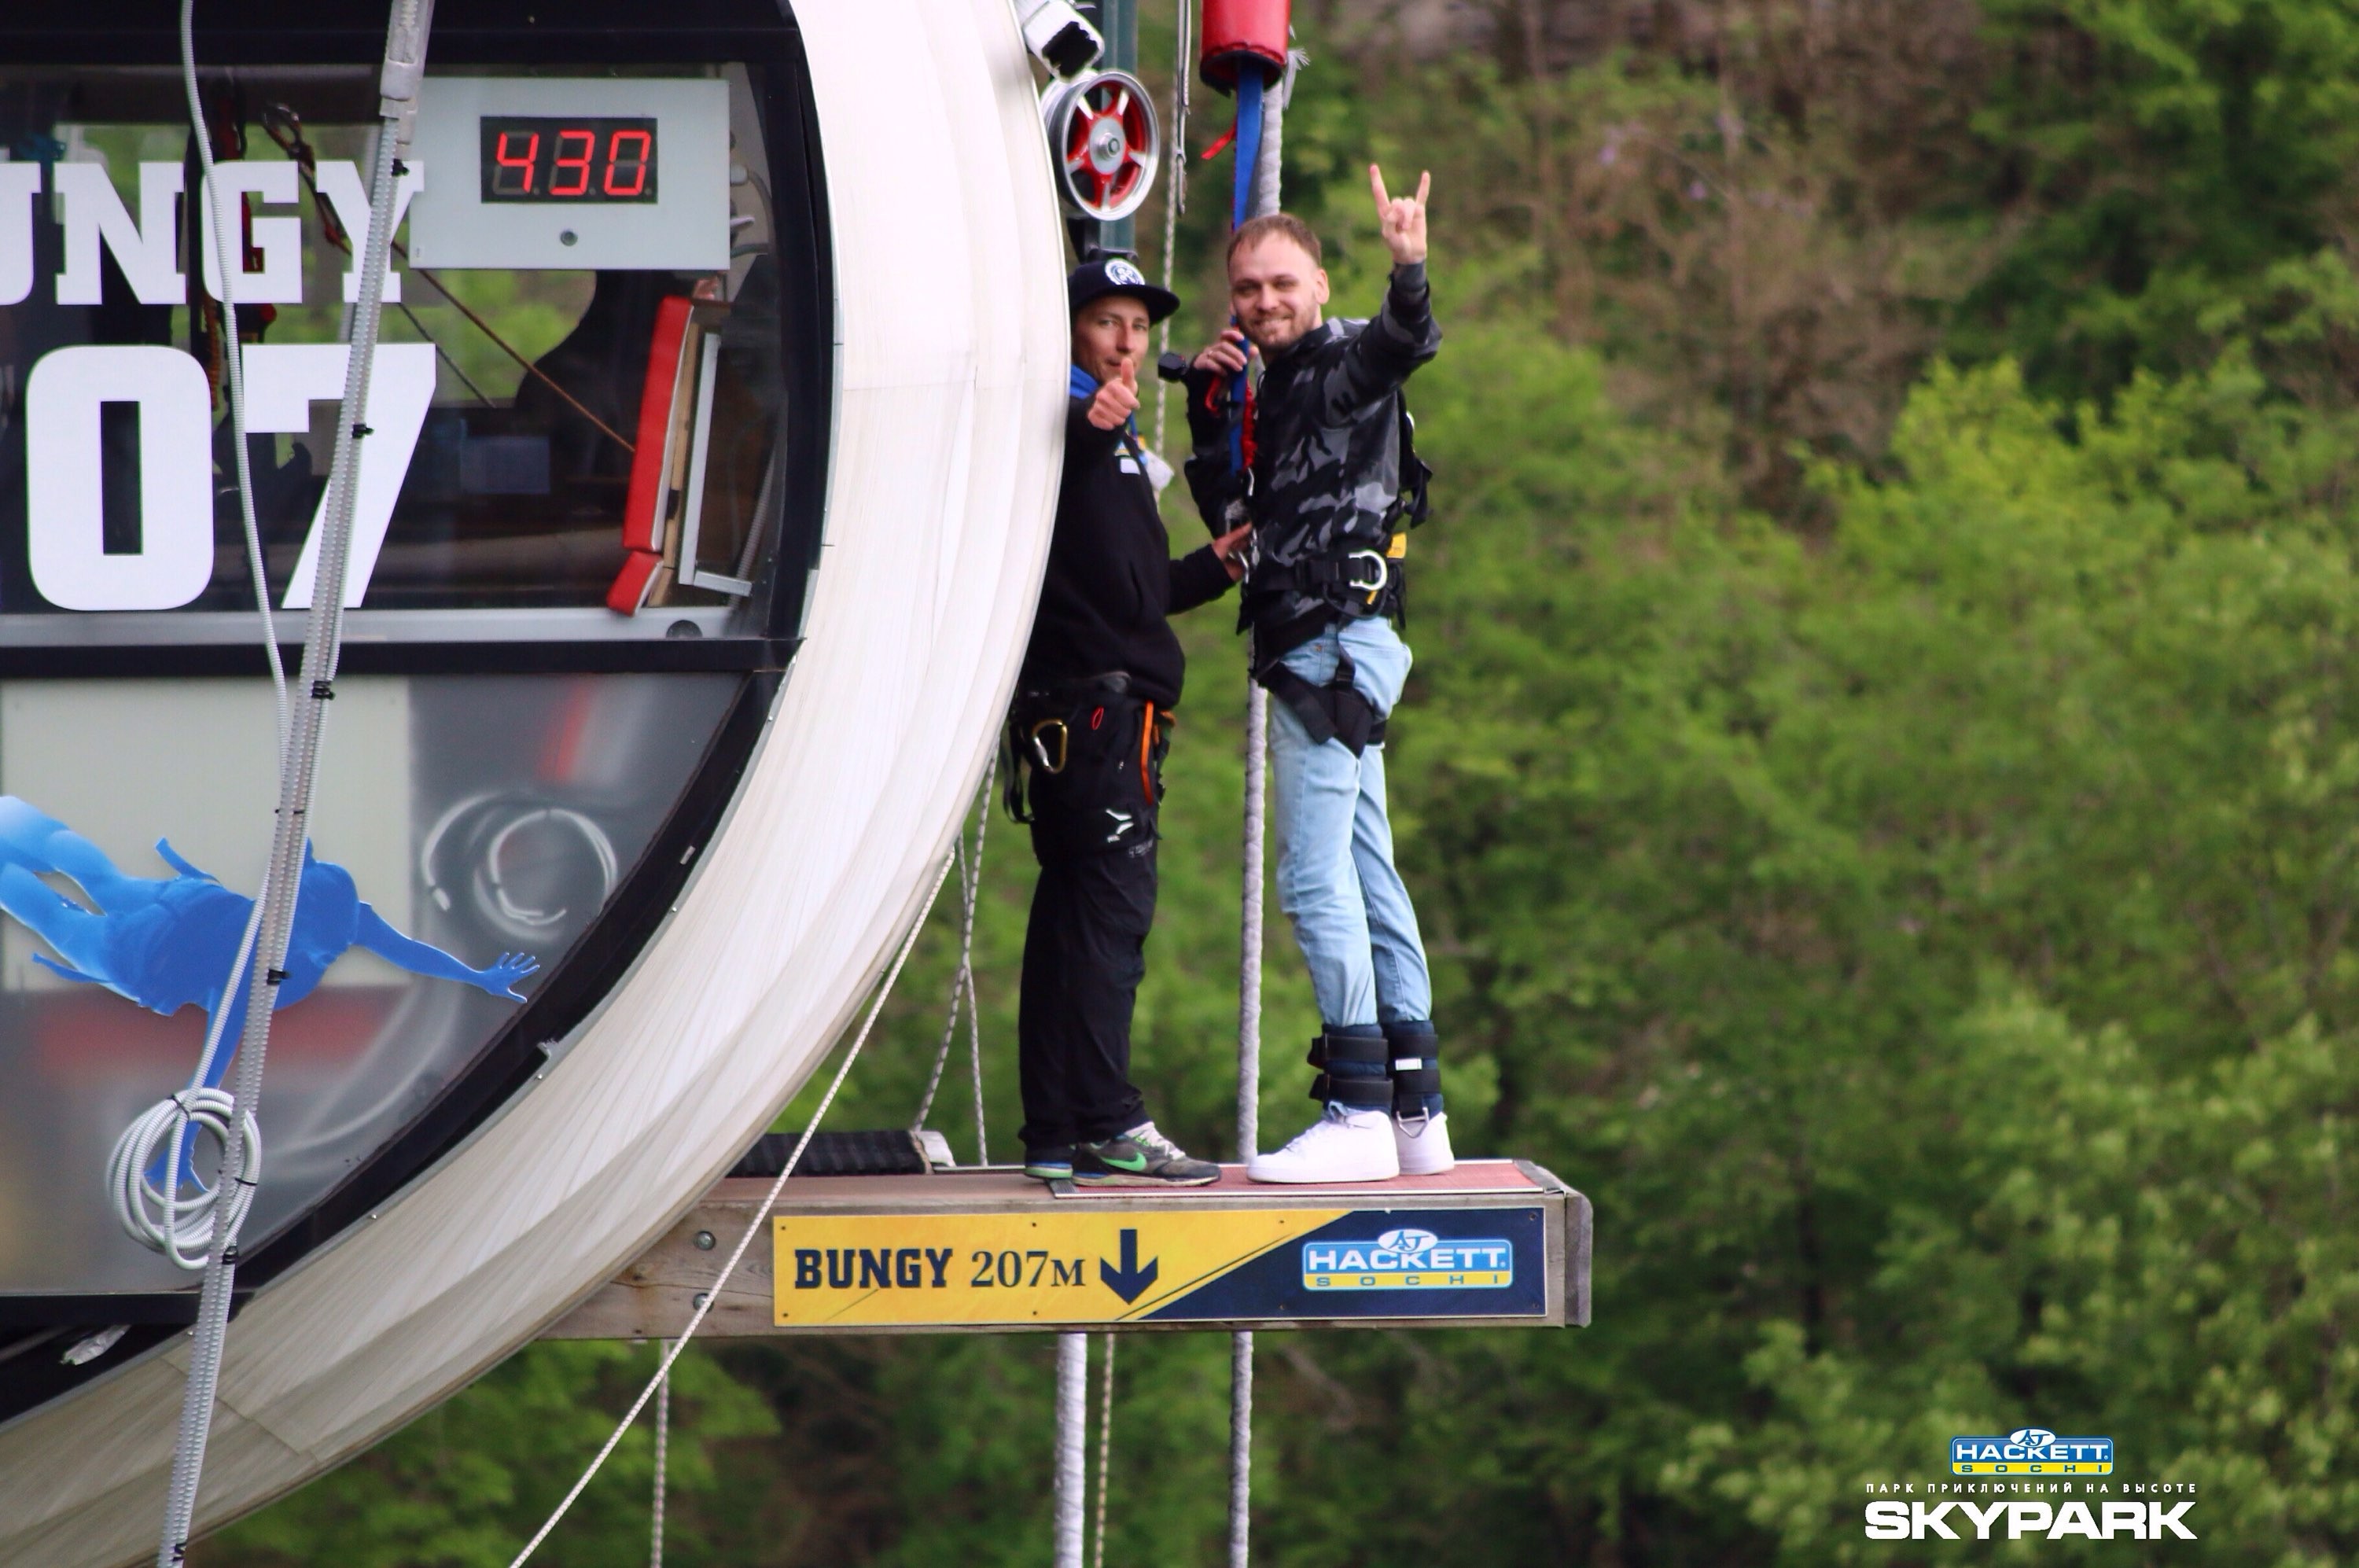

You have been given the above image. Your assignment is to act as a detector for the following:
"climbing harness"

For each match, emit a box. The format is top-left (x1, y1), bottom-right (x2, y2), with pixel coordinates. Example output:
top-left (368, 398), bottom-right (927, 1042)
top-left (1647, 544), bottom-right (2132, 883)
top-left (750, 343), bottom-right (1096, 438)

top-left (155, 3), bottom-right (428, 1562)
top-left (1255, 640), bottom-right (1386, 756)
top-left (1001, 673), bottom-right (1168, 853)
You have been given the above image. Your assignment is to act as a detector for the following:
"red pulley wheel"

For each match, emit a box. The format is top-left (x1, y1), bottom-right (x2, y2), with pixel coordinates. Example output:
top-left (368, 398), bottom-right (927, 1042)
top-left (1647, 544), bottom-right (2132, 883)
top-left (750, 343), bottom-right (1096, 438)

top-left (1041, 70), bottom-right (1160, 223)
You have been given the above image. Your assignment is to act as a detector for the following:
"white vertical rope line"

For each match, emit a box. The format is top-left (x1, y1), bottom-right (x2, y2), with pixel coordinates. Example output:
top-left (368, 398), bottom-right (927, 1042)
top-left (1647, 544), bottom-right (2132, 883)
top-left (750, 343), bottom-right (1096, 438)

top-left (1227, 46), bottom-right (1294, 1568)
top-left (648, 1343), bottom-right (671, 1568)
top-left (1152, 0), bottom-right (1192, 456)
top-left (1054, 1331), bottom-right (1090, 1568)
top-left (963, 753), bottom-right (994, 1164)
top-left (911, 753), bottom-right (995, 1163)
top-left (504, 850), bottom-right (959, 1568)
top-left (1090, 1332), bottom-right (1117, 1568)
top-left (157, 6), bottom-right (429, 1563)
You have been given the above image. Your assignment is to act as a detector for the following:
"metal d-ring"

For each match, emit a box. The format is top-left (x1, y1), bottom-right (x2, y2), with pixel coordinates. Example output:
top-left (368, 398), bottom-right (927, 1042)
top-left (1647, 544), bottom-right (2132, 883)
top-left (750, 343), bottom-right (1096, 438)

top-left (1344, 549), bottom-right (1389, 594)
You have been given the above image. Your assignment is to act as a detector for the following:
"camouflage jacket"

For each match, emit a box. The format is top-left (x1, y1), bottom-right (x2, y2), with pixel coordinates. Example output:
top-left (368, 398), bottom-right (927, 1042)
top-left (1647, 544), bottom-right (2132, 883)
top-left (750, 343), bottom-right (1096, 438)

top-left (1184, 263), bottom-right (1441, 660)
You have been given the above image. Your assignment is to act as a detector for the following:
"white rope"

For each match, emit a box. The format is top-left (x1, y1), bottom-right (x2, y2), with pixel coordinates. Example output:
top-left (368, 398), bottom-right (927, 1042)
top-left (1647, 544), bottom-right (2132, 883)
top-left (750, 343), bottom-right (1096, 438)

top-left (1227, 1327), bottom-right (1257, 1566)
top-left (105, 1085), bottom-right (259, 1270)
top-left (116, 0), bottom-right (303, 1279)
top-left (648, 1343), bottom-right (670, 1568)
top-left (157, 6), bottom-right (427, 1562)
top-left (505, 848), bottom-right (959, 1567)
top-left (911, 753), bottom-right (995, 1162)
top-left (1090, 1332), bottom-right (1117, 1568)
top-left (1227, 46), bottom-right (1294, 1568)
top-left (1152, 0), bottom-right (1192, 457)
top-left (1054, 1331), bottom-right (1090, 1568)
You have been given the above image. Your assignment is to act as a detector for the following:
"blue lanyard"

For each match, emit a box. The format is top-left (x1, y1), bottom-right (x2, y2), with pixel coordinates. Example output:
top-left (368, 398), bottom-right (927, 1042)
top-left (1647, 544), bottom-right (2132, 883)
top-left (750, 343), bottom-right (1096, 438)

top-left (1225, 72), bottom-right (1264, 476)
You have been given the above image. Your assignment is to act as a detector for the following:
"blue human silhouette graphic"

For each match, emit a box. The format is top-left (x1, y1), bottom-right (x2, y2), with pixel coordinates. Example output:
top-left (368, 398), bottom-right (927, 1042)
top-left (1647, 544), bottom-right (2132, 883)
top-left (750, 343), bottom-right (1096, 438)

top-left (0, 795), bottom-right (536, 1091)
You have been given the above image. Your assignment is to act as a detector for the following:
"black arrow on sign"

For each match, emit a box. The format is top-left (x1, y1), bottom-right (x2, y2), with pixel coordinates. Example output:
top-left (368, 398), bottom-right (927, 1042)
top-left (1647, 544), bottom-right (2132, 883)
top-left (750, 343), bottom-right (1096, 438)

top-left (1099, 1228), bottom-right (1160, 1304)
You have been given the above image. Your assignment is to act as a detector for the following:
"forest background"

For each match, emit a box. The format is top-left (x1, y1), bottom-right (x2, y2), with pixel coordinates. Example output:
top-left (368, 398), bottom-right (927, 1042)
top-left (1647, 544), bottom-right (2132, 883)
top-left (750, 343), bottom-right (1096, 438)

top-left (201, 0), bottom-right (2359, 1562)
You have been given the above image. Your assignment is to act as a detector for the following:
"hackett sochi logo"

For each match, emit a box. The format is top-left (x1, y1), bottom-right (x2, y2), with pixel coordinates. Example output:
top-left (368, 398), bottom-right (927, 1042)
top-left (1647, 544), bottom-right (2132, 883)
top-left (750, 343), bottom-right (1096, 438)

top-left (1864, 1426), bottom-right (2195, 1541)
top-left (1952, 1426), bottom-right (2114, 1474)
top-left (1300, 1227), bottom-right (1511, 1291)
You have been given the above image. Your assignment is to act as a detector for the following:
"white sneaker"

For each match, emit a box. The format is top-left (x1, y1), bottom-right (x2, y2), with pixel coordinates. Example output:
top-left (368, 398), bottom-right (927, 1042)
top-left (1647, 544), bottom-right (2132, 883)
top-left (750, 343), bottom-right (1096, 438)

top-left (1246, 1105), bottom-right (1400, 1183)
top-left (1393, 1110), bottom-right (1456, 1176)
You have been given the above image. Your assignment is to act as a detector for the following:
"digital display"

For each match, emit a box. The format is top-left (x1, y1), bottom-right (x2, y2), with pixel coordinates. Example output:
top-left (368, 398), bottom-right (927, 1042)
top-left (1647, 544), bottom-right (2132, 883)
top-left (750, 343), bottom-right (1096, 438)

top-left (478, 116), bottom-right (658, 204)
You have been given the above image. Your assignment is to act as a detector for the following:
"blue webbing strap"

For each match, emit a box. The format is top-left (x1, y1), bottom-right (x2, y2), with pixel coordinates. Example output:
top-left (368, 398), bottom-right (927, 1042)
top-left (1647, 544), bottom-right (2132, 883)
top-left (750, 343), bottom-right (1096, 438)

top-left (1227, 70), bottom-right (1264, 476)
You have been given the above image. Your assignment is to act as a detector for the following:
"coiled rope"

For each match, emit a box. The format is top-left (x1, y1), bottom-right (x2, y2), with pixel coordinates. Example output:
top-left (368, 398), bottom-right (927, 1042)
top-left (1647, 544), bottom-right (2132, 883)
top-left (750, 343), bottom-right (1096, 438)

top-left (506, 846), bottom-right (959, 1567)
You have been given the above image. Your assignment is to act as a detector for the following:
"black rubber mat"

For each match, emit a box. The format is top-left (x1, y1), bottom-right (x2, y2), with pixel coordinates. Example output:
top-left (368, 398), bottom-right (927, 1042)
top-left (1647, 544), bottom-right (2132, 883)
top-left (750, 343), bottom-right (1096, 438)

top-left (729, 1129), bottom-right (930, 1178)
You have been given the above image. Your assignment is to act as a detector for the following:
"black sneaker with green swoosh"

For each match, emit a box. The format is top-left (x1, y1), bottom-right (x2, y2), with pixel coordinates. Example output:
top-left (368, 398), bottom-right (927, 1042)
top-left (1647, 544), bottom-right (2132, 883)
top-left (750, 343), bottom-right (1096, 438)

top-left (1072, 1121), bottom-right (1220, 1187)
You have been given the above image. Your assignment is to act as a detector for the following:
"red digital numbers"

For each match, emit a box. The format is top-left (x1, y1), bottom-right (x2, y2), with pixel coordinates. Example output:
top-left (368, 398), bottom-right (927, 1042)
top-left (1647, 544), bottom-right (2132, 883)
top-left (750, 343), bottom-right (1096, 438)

top-left (491, 129), bottom-right (539, 196)
top-left (550, 128), bottom-right (596, 197)
top-left (480, 117), bottom-right (659, 204)
top-left (603, 129), bottom-right (653, 198)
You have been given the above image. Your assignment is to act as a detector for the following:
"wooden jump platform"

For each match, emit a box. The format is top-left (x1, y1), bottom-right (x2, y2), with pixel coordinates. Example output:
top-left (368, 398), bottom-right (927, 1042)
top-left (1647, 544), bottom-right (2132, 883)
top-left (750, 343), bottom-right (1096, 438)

top-left (547, 1159), bottom-right (1591, 1338)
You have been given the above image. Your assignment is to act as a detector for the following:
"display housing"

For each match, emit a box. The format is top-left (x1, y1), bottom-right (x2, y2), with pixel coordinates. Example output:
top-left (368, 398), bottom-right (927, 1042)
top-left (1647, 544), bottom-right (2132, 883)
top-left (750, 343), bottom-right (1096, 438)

top-left (0, 0), bottom-right (832, 1393)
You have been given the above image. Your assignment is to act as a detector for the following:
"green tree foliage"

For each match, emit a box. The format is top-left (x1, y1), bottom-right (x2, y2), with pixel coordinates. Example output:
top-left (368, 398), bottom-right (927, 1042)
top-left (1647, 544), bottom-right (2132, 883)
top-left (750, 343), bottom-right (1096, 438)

top-left (201, 2), bottom-right (2359, 1563)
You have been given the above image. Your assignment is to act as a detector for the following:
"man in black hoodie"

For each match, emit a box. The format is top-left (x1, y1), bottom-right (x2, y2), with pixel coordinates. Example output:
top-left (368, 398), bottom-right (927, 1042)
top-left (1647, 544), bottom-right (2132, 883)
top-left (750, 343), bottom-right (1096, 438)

top-left (1007, 257), bottom-right (1249, 1187)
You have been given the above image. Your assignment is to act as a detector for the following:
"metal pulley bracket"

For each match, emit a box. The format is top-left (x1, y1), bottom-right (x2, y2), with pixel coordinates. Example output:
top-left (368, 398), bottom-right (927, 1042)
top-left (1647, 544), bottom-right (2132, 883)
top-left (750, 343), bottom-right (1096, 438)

top-left (1042, 70), bottom-right (1159, 223)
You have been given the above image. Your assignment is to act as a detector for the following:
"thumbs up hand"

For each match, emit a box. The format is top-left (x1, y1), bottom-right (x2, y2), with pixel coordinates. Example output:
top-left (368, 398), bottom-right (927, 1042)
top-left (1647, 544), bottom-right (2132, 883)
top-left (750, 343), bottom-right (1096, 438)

top-left (1087, 358), bottom-right (1142, 431)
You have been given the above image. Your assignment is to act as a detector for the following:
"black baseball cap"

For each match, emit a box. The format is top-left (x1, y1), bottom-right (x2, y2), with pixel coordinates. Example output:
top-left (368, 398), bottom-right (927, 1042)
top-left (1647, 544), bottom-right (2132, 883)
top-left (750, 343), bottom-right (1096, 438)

top-left (1068, 255), bottom-right (1180, 323)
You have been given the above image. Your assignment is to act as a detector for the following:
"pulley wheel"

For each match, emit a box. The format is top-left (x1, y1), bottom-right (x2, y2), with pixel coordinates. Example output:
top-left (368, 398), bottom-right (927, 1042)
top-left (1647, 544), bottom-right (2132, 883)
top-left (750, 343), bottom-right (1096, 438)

top-left (1043, 70), bottom-right (1159, 223)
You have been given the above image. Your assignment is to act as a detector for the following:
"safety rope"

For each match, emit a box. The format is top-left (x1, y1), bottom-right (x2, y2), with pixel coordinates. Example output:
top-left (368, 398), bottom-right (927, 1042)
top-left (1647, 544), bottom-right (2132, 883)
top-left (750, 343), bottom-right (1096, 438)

top-left (505, 847), bottom-right (959, 1567)
top-left (108, 0), bottom-right (304, 1279)
top-left (1226, 46), bottom-right (1297, 1568)
top-left (1151, 0), bottom-right (1192, 457)
top-left (1091, 1332), bottom-right (1117, 1568)
top-left (156, 6), bottom-right (429, 1563)
top-left (911, 753), bottom-right (996, 1162)
top-left (1054, 1332), bottom-right (1090, 1568)
top-left (648, 1343), bottom-right (670, 1568)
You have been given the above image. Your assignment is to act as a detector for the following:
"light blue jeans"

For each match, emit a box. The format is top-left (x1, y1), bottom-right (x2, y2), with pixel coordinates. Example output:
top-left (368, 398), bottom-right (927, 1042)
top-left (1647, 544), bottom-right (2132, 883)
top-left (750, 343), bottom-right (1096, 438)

top-left (1268, 617), bottom-right (1433, 1030)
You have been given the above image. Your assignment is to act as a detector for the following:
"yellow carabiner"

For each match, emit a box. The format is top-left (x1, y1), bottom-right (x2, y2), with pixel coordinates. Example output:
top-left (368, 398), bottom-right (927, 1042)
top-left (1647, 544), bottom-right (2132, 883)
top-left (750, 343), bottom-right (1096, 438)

top-left (1028, 718), bottom-right (1069, 774)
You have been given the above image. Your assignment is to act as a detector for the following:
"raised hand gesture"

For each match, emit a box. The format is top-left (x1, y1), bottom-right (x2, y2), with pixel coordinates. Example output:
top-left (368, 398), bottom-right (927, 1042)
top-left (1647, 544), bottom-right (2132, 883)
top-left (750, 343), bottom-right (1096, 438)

top-left (1087, 355), bottom-right (1141, 431)
top-left (1370, 164), bottom-right (1430, 266)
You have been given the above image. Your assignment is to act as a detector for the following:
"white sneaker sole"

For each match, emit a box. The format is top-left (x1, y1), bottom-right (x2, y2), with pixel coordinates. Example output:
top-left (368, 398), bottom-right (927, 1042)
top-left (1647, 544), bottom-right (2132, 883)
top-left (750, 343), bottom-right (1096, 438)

top-left (1245, 1151), bottom-right (1400, 1184)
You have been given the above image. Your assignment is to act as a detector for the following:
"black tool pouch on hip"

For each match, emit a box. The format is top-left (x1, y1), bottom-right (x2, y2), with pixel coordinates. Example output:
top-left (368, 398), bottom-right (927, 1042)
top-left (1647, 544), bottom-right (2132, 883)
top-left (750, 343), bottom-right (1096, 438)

top-left (1004, 679), bottom-right (1162, 861)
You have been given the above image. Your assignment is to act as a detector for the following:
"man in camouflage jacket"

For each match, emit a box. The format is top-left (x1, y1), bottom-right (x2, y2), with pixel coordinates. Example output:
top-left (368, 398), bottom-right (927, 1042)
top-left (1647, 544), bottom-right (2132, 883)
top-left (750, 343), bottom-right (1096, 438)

top-left (1182, 169), bottom-right (1452, 1183)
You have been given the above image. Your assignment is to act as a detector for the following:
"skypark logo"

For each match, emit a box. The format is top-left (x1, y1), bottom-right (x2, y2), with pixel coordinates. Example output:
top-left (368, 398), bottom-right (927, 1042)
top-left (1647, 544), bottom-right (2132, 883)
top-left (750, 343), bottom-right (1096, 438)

top-left (1863, 1426), bottom-right (2195, 1542)
top-left (1952, 1426), bottom-right (2115, 1474)
top-left (1865, 1499), bottom-right (2196, 1541)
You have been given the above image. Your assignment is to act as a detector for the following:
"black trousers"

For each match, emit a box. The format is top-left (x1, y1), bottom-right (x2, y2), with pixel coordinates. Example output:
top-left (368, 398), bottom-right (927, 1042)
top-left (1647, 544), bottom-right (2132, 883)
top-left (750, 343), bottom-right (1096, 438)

top-left (1012, 691), bottom-right (1165, 1152)
top-left (1018, 831), bottom-right (1157, 1150)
